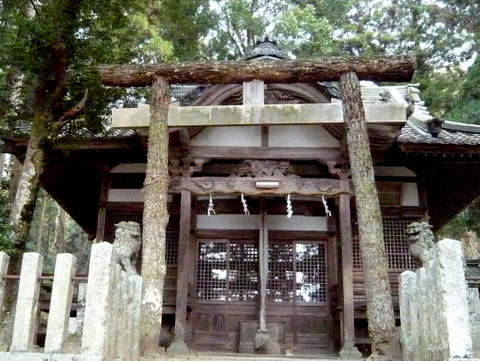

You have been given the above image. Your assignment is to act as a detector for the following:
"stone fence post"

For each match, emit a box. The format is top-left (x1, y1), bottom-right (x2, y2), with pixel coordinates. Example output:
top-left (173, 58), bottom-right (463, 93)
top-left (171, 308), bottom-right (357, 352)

top-left (435, 239), bottom-right (472, 358)
top-left (44, 253), bottom-right (77, 353)
top-left (0, 251), bottom-right (9, 316)
top-left (0, 244), bottom-right (143, 361)
top-left (400, 238), bottom-right (472, 361)
top-left (81, 242), bottom-right (143, 359)
top-left (81, 242), bottom-right (116, 357)
top-left (10, 253), bottom-right (43, 352)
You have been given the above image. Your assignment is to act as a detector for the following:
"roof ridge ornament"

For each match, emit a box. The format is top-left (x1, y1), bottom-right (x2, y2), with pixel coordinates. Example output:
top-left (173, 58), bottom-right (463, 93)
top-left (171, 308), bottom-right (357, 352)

top-left (242, 36), bottom-right (290, 61)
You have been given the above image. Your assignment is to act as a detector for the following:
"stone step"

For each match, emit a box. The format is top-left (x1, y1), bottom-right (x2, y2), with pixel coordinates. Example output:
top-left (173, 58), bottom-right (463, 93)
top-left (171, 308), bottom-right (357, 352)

top-left (140, 353), bottom-right (364, 361)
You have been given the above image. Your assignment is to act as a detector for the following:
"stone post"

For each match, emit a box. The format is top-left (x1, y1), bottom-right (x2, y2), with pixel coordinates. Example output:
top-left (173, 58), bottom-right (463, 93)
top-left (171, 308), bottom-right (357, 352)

top-left (10, 252), bottom-right (43, 352)
top-left (76, 282), bottom-right (87, 330)
top-left (0, 252), bottom-right (9, 316)
top-left (467, 288), bottom-right (480, 354)
top-left (108, 264), bottom-right (121, 360)
top-left (44, 253), bottom-right (77, 353)
top-left (426, 261), bottom-right (442, 361)
top-left (399, 270), bottom-right (415, 361)
top-left (115, 268), bottom-right (128, 360)
top-left (434, 238), bottom-right (472, 359)
top-left (416, 267), bottom-right (430, 361)
top-left (128, 275), bottom-right (143, 361)
top-left (408, 273), bottom-right (420, 361)
top-left (81, 242), bottom-right (115, 357)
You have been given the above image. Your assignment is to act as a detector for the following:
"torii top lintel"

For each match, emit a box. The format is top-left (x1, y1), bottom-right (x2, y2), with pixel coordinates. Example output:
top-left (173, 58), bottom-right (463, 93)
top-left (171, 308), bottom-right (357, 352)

top-left (98, 55), bottom-right (416, 87)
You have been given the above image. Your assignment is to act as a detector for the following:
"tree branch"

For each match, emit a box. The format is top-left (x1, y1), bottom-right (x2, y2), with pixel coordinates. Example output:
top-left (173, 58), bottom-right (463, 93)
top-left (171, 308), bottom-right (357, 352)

top-left (56, 89), bottom-right (89, 129)
top-left (29, 0), bottom-right (40, 16)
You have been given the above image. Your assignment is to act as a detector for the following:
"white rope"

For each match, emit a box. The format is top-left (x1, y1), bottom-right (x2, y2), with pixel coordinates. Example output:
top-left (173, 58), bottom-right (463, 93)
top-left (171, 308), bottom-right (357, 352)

top-left (241, 193), bottom-right (250, 215)
top-left (322, 195), bottom-right (331, 217)
top-left (207, 194), bottom-right (216, 216)
top-left (286, 194), bottom-right (293, 218)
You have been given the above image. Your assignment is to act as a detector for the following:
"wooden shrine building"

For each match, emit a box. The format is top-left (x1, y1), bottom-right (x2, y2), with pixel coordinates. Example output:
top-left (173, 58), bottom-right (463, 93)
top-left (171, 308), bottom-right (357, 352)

top-left (5, 40), bottom-right (480, 356)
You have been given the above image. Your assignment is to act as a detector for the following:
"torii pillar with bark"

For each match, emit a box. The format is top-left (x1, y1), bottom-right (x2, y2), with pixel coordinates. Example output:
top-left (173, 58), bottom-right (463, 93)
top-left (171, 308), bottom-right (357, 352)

top-left (98, 55), bottom-right (415, 357)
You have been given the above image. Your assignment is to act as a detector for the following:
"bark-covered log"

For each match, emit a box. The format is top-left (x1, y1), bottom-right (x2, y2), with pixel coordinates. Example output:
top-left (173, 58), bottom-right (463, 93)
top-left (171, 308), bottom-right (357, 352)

top-left (99, 56), bottom-right (415, 87)
top-left (340, 72), bottom-right (399, 358)
top-left (140, 76), bottom-right (170, 356)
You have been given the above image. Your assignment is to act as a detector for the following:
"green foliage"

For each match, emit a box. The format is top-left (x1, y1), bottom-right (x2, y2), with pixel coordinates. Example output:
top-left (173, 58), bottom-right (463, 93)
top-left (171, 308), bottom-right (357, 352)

top-left (439, 199), bottom-right (480, 240)
top-left (0, 0), bottom-right (175, 139)
top-left (442, 58), bottom-right (480, 124)
top-left (273, 4), bottom-right (336, 57)
top-left (155, 0), bottom-right (214, 60)
top-left (339, 0), bottom-right (475, 71)
top-left (416, 67), bottom-right (464, 119)
top-left (200, 0), bottom-right (349, 60)
top-left (201, 0), bottom-right (287, 59)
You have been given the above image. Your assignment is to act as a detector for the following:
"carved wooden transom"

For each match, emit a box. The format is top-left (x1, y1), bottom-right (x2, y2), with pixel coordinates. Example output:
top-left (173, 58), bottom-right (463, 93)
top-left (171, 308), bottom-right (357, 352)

top-left (231, 160), bottom-right (293, 178)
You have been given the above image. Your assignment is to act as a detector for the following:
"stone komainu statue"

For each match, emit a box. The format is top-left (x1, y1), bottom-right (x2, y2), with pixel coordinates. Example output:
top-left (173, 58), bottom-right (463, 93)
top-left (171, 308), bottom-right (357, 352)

top-left (405, 221), bottom-right (436, 267)
top-left (112, 221), bottom-right (141, 275)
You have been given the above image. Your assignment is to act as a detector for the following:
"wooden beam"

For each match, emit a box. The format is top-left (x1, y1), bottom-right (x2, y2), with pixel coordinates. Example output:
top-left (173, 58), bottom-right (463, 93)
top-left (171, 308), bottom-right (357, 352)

top-left (170, 176), bottom-right (347, 196)
top-left (190, 146), bottom-right (340, 161)
top-left (112, 103), bottom-right (406, 128)
top-left (98, 56), bottom-right (415, 87)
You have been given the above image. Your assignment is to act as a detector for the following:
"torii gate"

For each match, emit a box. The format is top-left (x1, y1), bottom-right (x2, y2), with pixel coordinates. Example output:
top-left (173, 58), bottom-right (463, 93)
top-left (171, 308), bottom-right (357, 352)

top-left (98, 56), bottom-right (415, 357)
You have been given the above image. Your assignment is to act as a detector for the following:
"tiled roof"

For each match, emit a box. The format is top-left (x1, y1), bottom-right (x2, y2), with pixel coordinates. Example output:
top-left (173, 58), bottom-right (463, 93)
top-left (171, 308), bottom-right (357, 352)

top-left (376, 84), bottom-right (480, 146)
top-left (398, 120), bottom-right (480, 145)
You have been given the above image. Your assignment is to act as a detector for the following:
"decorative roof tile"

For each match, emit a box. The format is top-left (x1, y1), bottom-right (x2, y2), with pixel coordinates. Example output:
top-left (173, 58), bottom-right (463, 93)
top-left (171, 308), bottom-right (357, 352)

top-left (242, 37), bottom-right (289, 61)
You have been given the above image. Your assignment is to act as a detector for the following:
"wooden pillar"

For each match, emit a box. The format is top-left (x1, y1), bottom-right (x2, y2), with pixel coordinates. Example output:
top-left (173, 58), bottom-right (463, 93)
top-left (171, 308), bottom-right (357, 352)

top-left (416, 171), bottom-right (430, 221)
top-left (338, 174), bottom-right (362, 358)
top-left (170, 188), bottom-right (191, 352)
top-left (259, 207), bottom-right (268, 332)
top-left (95, 170), bottom-right (110, 242)
top-left (140, 76), bottom-right (170, 356)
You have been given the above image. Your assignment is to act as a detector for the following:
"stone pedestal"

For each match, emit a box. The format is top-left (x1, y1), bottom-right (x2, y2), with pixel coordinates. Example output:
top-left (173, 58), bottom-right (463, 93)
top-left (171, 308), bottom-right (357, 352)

top-left (339, 343), bottom-right (363, 359)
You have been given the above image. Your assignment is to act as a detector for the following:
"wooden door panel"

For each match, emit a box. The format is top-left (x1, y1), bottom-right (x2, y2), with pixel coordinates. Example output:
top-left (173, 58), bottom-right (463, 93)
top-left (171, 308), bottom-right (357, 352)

top-left (192, 238), bottom-right (333, 355)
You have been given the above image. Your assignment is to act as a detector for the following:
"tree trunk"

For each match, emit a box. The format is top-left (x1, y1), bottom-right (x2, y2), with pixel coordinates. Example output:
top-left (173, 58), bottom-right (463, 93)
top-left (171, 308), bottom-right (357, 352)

top-left (8, 156), bottom-right (22, 207)
top-left (0, 153), bottom-right (6, 184)
top-left (35, 189), bottom-right (48, 253)
top-left (340, 71), bottom-right (399, 359)
top-left (98, 55), bottom-right (415, 87)
top-left (54, 206), bottom-right (66, 253)
top-left (9, 131), bottom-right (47, 247)
top-left (140, 76), bottom-right (170, 355)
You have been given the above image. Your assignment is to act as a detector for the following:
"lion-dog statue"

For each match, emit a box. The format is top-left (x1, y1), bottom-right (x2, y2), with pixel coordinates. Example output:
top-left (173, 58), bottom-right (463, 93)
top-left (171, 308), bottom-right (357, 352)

top-left (112, 221), bottom-right (141, 275)
top-left (405, 221), bottom-right (436, 267)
